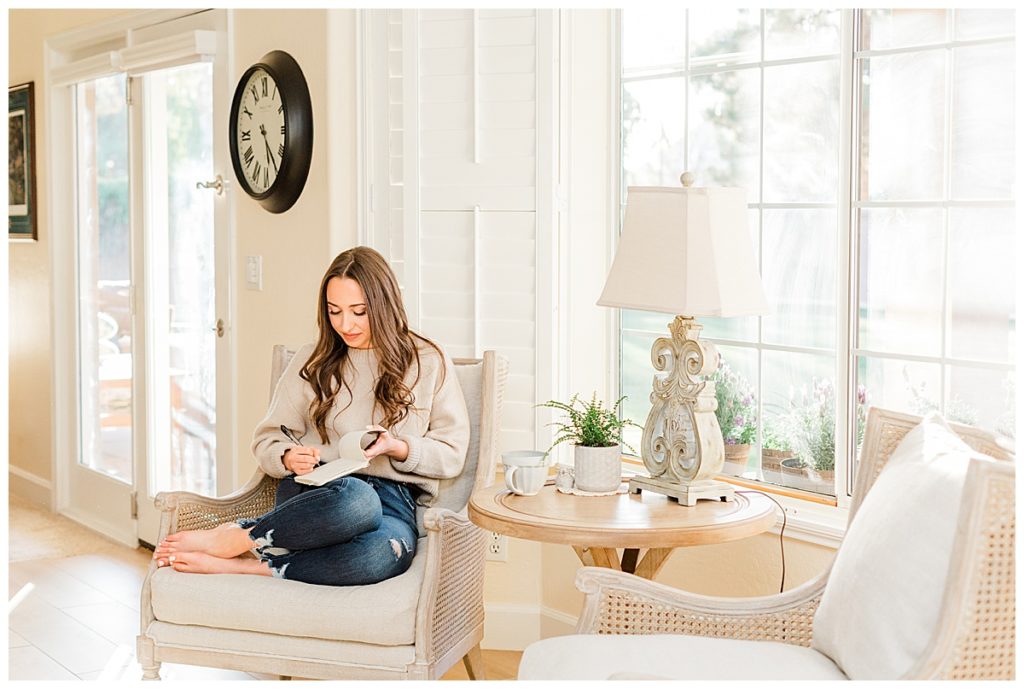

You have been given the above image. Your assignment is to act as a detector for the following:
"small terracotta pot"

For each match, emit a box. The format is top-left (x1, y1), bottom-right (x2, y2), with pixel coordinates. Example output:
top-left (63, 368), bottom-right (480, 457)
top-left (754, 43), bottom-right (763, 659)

top-left (760, 449), bottom-right (794, 473)
top-left (723, 443), bottom-right (752, 463)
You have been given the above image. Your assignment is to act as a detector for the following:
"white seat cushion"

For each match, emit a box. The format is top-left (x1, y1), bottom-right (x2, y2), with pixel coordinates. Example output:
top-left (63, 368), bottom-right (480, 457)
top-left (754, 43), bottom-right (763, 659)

top-left (518, 634), bottom-right (847, 680)
top-left (812, 412), bottom-right (979, 679)
top-left (150, 538), bottom-right (425, 645)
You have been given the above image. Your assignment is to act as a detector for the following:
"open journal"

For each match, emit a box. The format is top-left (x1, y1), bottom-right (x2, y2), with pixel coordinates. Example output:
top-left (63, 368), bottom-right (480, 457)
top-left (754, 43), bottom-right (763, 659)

top-left (294, 429), bottom-right (382, 486)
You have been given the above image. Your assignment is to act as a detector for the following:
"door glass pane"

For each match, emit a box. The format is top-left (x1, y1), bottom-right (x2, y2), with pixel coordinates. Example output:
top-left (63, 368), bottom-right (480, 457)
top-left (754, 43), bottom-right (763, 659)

top-left (75, 73), bottom-right (132, 483)
top-left (146, 63), bottom-right (217, 496)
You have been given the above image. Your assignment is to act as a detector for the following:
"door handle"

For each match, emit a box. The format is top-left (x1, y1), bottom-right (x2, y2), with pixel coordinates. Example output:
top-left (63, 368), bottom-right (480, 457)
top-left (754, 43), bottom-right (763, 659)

top-left (212, 318), bottom-right (225, 337)
top-left (196, 174), bottom-right (225, 195)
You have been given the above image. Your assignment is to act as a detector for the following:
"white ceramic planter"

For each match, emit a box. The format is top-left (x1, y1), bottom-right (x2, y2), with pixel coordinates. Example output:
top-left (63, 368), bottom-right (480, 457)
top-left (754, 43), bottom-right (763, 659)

top-left (573, 444), bottom-right (622, 493)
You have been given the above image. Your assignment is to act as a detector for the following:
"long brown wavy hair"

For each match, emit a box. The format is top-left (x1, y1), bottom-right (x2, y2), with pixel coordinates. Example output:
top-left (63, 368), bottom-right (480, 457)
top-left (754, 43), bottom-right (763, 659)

top-left (300, 246), bottom-right (444, 444)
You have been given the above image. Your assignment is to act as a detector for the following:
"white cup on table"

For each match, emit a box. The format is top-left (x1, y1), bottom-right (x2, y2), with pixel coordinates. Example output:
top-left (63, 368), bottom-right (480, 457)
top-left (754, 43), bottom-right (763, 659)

top-left (502, 450), bottom-right (547, 496)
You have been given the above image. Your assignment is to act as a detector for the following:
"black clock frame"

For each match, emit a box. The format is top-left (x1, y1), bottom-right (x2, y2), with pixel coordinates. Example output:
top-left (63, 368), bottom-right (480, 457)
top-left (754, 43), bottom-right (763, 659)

top-left (229, 50), bottom-right (313, 214)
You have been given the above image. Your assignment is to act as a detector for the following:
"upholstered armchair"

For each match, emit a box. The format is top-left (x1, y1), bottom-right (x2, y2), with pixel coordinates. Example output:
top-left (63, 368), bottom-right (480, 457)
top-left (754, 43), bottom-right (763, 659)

top-left (519, 407), bottom-right (1015, 680)
top-left (138, 347), bottom-right (508, 680)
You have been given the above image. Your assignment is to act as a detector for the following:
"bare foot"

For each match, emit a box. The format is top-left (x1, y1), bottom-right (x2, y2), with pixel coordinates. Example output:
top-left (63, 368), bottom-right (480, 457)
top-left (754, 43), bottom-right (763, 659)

top-left (153, 523), bottom-right (253, 560)
top-left (168, 551), bottom-right (272, 576)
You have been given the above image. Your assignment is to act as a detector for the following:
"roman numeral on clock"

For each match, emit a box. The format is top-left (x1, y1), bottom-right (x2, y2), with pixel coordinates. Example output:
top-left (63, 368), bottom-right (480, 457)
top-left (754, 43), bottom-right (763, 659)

top-left (252, 161), bottom-right (262, 184)
top-left (261, 76), bottom-right (268, 97)
top-left (250, 84), bottom-right (260, 103)
top-left (243, 146), bottom-right (254, 167)
top-left (241, 130), bottom-right (251, 142)
top-left (278, 143), bottom-right (285, 158)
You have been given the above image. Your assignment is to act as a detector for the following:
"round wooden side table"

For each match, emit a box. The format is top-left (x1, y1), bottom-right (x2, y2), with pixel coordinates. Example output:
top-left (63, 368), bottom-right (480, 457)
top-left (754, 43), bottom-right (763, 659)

top-left (469, 481), bottom-right (778, 579)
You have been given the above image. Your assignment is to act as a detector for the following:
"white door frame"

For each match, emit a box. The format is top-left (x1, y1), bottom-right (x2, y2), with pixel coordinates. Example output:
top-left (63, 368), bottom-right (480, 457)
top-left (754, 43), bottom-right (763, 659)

top-left (46, 9), bottom-right (235, 547)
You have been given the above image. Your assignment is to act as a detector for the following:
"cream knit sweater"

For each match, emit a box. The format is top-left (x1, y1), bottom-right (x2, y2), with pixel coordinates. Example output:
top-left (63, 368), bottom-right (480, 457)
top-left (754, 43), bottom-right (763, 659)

top-left (251, 341), bottom-right (470, 503)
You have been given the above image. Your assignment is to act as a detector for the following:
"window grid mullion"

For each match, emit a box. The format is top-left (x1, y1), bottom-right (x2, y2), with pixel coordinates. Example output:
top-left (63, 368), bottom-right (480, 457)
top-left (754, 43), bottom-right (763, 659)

top-left (939, 12), bottom-right (955, 420)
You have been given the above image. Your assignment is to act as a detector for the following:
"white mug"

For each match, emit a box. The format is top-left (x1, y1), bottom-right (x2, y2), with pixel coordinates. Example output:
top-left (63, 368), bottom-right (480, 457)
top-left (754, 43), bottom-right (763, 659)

top-left (504, 464), bottom-right (547, 496)
top-left (502, 450), bottom-right (547, 496)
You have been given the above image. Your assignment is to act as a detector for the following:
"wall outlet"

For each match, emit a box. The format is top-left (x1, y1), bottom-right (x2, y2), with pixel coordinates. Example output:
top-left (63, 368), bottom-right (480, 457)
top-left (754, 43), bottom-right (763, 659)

top-left (486, 531), bottom-right (507, 562)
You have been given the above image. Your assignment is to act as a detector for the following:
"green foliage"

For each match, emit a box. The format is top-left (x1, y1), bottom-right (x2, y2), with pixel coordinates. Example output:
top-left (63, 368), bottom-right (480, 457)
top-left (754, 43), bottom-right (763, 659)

top-left (762, 424), bottom-right (792, 452)
top-left (538, 393), bottom-right (641, 455)
top-left (711, 362), bottom-right (757, 445)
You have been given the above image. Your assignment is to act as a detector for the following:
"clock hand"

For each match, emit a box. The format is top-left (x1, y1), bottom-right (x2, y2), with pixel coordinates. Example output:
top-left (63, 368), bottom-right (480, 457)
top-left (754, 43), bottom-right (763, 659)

top-left (260, 128), bottom-right (279, 175)
top-left (264, 137), bottom-right (279, 175)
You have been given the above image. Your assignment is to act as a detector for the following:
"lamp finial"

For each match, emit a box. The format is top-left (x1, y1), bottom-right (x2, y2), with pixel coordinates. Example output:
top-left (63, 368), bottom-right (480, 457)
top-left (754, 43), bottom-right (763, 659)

top-left (679, 171), bottom-right (695, 187)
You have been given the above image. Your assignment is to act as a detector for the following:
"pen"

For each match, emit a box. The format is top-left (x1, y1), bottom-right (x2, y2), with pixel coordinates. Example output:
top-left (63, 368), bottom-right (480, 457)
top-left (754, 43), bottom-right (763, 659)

top-left (280, 425), bottom-right (302, 445)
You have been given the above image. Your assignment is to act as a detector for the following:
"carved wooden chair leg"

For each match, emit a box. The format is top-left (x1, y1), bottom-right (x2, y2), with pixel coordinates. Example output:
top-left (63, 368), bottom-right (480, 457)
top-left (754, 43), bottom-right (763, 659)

top-left (462, 644), bottom-right (486, 680)
top-left (138, 637), bottom-right (161, 680)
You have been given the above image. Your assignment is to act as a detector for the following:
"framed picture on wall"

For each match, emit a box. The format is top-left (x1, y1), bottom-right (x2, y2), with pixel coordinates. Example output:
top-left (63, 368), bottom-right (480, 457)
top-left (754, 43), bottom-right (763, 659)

top-left (9, 82), bottom-right (38, 241)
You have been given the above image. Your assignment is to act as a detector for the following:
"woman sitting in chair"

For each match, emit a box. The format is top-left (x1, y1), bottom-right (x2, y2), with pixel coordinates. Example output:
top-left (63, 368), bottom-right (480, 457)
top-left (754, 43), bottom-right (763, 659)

top-left (153, 246), bottom-right (469, 586)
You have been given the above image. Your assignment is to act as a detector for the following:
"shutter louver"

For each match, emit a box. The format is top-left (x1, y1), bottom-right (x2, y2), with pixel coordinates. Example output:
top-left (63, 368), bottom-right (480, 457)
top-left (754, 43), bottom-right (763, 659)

top-left (369, 8), bottom-right (547, 454)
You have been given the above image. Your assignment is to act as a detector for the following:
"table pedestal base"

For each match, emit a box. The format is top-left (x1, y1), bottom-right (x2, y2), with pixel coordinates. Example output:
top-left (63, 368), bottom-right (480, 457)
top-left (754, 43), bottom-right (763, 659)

top-left (573, 546), bottom-right (673, 579)
top-left (628, 475), bottom-right (735, 506)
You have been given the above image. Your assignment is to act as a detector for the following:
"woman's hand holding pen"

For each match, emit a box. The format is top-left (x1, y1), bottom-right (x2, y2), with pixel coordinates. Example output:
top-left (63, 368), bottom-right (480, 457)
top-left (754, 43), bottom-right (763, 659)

top-left (283, 446), bottom-right (320, 475)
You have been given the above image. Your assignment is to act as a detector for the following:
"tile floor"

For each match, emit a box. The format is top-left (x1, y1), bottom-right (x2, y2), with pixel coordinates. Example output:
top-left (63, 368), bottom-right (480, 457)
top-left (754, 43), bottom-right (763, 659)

top-left (7, 496), bottom-right (520, 681)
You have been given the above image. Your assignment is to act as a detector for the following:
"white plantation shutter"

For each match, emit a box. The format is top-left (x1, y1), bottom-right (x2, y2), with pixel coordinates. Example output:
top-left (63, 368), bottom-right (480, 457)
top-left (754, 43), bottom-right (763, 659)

top-left (363, 9), bottom-right (553, 454)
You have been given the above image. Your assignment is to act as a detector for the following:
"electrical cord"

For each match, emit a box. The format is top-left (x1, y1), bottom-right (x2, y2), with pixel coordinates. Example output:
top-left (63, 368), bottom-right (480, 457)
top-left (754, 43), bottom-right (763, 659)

top-left (736, 490), bottom-right (787, 594)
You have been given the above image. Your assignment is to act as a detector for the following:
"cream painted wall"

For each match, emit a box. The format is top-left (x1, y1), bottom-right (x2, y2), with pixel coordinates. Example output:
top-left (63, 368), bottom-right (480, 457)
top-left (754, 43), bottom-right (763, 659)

top-left (229, 9), bottom-right (358, 488)
top-left (7, 8), bottom-right (358, 499)
top-left (8, 9), bottom-right (135, 495)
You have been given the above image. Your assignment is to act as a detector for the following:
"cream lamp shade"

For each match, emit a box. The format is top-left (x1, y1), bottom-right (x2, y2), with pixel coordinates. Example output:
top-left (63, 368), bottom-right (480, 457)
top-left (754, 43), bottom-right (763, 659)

top-left (598, 185), bottom-right (769, 317)
top-left (598, 178), bottom-right (769, 506)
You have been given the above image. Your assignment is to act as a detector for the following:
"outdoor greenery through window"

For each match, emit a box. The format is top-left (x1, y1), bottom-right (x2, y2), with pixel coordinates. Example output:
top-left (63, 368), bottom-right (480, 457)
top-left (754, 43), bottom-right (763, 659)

top-left (618, 9), bottom-right (1015, 499)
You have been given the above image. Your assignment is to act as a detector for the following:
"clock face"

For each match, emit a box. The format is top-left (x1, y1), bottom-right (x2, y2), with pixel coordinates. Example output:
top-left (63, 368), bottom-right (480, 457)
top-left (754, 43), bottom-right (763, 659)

top-left (234, 67), bottom-right (285, 195)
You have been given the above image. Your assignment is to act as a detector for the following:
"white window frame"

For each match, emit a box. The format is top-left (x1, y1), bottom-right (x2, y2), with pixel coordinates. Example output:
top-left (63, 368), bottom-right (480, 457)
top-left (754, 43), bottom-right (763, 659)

top-left (611, 9), bottom-right (1016, 544)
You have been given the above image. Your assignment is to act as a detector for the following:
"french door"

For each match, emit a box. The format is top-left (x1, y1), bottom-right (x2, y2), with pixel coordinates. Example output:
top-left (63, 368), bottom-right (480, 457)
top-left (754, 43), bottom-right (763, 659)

top-left (59, 11), bottom-right (233, 547)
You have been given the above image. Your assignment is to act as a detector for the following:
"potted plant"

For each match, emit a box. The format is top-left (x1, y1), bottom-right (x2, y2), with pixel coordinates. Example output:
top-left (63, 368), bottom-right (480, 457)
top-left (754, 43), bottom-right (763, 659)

top-left (711, 362), bottom-right (757, 472)
top-left (784, 380), bottom-right (870, 487)
top-left (538, 394), bottom-right (641, 493)
top-left (760, 424), bottom-right (794, 473)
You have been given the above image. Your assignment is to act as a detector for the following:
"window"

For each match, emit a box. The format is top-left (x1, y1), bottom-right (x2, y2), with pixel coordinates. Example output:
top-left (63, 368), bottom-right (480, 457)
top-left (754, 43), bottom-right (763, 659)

top-left (618, 9), bottom-right (1015, 500)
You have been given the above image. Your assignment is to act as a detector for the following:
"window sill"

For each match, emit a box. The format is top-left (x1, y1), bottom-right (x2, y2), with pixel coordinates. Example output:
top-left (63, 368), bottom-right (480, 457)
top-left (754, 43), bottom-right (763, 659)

top-left (619, 463), bottom-right (847, 550)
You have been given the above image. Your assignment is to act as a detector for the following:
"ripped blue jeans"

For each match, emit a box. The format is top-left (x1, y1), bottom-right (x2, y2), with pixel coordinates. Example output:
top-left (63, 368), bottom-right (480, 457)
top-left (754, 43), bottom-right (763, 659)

top-left (236, 474), bottom-right (418, 586)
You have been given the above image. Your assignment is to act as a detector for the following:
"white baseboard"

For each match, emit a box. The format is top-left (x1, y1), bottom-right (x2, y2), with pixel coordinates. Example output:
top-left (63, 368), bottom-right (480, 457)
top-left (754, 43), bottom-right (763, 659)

top-left (58, 506), bottom-right (138, 548)
top-left (9, 465), bottom-right (53, 509)
top-left (482, 604), bottom-right (577, 651)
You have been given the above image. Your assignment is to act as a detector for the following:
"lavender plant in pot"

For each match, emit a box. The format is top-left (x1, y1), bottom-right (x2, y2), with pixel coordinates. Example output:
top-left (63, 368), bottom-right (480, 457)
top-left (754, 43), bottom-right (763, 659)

top-left (712, 362), bottom-right (757, 473)
top-left (539, 394), bottom-right (640, 493)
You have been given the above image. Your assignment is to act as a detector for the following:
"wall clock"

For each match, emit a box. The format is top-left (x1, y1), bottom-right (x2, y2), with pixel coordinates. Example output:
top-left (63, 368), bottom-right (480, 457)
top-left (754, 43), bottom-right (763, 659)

top-left (229, 50), bottom-right (313, 213)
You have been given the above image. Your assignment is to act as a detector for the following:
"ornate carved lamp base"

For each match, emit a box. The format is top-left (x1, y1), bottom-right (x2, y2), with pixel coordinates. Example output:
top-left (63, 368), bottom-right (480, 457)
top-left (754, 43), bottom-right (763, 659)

top-left (628, 475), bottom-right (735, 507)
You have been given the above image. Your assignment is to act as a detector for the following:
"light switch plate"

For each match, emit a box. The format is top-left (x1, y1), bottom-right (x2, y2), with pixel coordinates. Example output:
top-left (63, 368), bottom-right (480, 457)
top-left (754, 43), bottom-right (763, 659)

top-left (245, 255), bottom-right (263, 291)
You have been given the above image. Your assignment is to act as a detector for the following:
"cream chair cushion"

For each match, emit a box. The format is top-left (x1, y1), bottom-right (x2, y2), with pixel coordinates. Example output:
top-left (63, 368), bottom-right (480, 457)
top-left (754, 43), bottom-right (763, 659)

top-left (150, 539), bottom-right (426, 645)
top-left (812, 412), bottom-right (979, 679)
top-left (517, 634), bottom-right (848, 680)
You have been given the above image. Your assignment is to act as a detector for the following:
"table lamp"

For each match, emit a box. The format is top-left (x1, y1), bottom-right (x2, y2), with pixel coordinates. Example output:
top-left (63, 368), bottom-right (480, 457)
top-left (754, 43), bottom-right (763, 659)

top-left (598, 172), bottom-right (769, 506)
